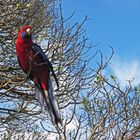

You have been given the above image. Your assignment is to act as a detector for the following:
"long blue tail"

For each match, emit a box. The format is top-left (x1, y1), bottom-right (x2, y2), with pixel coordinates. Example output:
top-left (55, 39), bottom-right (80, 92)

top-left (35, 79), bottom-right (61, 125)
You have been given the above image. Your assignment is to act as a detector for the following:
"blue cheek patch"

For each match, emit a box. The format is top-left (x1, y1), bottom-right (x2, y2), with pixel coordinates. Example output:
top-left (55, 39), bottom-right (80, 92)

top-left (21, 32), bottom-right (27, 38)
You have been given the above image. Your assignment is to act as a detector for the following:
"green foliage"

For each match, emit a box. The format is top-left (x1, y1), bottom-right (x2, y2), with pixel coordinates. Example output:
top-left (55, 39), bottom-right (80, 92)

top-left (81, 97), bottom-right (92, 113)
top-left (96, 75), bottom-right (104, 86)
top-left (110, 74), bottom-right (116, 81)
top-left (96, 75), bottom-right (104, 82)
top-left (16, 2), bottom-right (31, 9)
top-left (133, 85), bottom-right (140, 93)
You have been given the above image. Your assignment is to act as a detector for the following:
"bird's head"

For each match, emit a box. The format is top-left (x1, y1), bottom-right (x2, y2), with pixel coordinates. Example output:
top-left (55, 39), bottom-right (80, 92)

top-left (17, 25), bottom-right (32, 42)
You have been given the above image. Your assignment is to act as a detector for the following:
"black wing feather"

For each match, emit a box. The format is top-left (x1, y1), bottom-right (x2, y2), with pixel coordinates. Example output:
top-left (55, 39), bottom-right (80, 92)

top-left (32, 43), bottom-right (59, 88)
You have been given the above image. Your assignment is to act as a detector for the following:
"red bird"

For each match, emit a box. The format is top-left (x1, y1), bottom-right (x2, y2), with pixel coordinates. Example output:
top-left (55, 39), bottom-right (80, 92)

top-left (16, 26), bottom-right (61, 125)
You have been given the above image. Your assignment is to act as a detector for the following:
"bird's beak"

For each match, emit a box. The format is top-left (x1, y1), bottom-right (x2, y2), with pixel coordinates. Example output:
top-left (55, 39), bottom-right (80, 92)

top-left (26, 28), bottom-right (31, 35)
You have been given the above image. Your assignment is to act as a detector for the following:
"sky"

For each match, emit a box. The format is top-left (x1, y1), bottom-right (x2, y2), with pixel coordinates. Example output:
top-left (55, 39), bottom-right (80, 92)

top-left (62, 0), bottom-right (140, 86)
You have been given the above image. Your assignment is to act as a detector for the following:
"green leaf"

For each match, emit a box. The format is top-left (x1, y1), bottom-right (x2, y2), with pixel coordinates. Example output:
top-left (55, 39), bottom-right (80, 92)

top-left (96, 75), bottom-right (104, 82)
top-left (110, 75), bottom-right (116, 80)
top-left (81, 97), bottom-right (92, 113)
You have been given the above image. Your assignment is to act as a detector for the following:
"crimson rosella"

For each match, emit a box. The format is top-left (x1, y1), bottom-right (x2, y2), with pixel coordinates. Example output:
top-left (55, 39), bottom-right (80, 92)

top-left (16, 26), bottom-right (61, 125)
